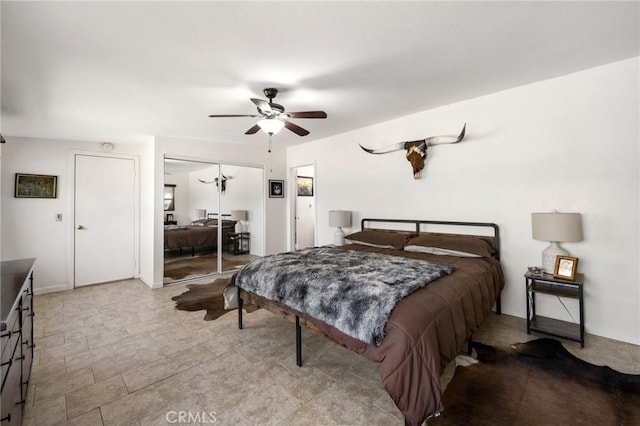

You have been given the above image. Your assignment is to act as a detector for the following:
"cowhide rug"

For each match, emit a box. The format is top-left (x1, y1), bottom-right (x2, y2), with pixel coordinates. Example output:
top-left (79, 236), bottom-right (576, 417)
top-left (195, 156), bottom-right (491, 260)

top-left (432, 338), bottom-right (640, 425)
top-left (171, 277), bottom-right (257, 321)
top-left (164, 254), bottom-right (246, 280)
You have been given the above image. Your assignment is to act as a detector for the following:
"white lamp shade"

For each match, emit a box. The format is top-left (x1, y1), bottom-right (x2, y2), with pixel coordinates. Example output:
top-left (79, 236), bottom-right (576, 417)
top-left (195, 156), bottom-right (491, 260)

top-left (329, 210), bottom-right (352, 228)
top-left (230, 210), bottom-right (248, 221)
top-left (193, 209), bottom-right (206, 219)
top-left (257, 118), bottom-right (285, 134)
top-left (531, 212), bottom-right (583, 242)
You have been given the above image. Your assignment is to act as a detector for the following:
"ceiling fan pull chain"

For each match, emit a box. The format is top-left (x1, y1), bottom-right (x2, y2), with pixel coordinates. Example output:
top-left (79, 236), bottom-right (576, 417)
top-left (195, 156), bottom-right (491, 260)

top-left (268, 134), bottom-right (273, 173)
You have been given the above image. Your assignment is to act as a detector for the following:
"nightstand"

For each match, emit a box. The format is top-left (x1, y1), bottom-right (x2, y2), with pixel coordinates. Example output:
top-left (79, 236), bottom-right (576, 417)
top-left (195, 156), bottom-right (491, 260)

top-left (228, 232), bottom-right (250, 255)
top-left (525, 271), bottom-right (585, 348)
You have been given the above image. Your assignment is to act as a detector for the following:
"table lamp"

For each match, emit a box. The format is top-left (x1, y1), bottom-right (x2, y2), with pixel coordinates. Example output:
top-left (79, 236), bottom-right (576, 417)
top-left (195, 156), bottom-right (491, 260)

top-left (193, 209), bottom-right (206, 220)
top-left (329, 210), bottom-right (352, 246)
top-left (531, 212), bottom-right (583, 273)
top-left (231, 210), bottom-right (248, 233)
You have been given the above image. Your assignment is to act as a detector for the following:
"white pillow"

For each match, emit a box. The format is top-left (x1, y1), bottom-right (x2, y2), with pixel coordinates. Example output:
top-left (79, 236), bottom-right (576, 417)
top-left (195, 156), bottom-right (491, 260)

top-left (404, 245), bottom-right (481, 258)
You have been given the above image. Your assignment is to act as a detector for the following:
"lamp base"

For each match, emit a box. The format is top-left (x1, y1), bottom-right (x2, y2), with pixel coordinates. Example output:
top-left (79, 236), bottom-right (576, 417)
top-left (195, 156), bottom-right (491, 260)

top-left (235, 221), bottom-right (243, 233)
top-left (542, 242), bottom-right (568, 274)
top-left (334, 228), bottom-right (345, 246)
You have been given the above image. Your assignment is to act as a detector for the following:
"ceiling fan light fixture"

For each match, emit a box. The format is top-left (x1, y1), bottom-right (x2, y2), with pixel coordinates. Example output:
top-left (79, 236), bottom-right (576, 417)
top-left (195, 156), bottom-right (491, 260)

top-left (257, 118), bottom-right (285, 135)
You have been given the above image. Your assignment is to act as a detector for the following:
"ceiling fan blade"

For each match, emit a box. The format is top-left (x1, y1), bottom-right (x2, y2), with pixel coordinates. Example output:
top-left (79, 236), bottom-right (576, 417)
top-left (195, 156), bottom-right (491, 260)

top-left (286, 111), bottom-right (327, 119)
top-left (250, 98), bottom-right (271, 114)
top-left (245, 124), bottom-right (261, 135)
top-left (284, 120), bottom-right (310, 136)
top-left (208, 114), bottom-right (260, 118)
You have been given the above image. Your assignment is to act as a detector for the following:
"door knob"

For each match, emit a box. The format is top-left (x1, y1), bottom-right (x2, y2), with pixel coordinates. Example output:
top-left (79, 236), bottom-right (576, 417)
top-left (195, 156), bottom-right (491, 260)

top-left (77, 225), bottom-right (85, 230)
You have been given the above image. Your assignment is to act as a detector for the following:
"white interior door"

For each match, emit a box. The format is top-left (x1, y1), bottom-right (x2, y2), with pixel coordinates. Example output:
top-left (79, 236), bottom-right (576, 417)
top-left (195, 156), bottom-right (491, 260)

top-left (75, 155), bottom-right (136, 287)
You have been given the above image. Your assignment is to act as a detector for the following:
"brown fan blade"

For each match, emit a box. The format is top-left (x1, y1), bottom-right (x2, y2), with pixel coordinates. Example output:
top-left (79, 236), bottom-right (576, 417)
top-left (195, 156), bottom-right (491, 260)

top-left (250, 98), bottom-right (271, 114)
top-left (284, 120), bottom-right (310, 136)
top-left (208, 114), bottom-right (260, 118)
top-left (286, 111), bottom-right (327, 119)
top-left (245, 124), bottom-right (261, 135)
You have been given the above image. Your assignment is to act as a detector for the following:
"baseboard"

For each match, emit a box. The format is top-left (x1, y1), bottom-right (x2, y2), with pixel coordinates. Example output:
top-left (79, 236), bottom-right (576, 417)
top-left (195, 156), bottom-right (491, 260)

top-left (33, 284), bottom-right (69, 295)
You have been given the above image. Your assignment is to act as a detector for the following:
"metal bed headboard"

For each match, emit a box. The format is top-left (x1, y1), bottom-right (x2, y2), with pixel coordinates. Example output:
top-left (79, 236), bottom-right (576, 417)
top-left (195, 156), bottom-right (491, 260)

top-left (360, 218), bottom-right (500, 261)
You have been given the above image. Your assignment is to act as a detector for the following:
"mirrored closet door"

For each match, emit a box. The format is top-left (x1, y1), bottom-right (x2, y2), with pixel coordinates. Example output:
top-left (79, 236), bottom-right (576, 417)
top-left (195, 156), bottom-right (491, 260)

top-left (163, 158), bottom-right (263, 284)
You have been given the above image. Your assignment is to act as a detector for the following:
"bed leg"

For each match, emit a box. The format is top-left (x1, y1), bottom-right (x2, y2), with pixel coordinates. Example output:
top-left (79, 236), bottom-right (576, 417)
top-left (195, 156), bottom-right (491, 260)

top-left (237, 286), bottom-right (243, 330)
top-left (295, 315), bottom-right (302, 367)
top-left (496, 295), bottom-right (502, 315)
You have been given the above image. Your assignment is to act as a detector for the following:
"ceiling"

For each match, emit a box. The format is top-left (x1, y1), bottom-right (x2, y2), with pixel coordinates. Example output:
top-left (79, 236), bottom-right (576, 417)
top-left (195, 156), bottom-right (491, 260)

top-left (1, 1), bottom-right (638, 147)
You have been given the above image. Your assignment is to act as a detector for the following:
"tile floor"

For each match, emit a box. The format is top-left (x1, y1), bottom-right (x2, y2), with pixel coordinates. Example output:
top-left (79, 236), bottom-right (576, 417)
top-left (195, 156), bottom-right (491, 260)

top-left (23, 278), bottom-right (640, 426)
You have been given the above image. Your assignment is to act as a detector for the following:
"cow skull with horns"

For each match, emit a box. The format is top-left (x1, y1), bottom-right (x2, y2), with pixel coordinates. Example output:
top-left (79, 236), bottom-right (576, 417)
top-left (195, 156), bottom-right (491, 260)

top-left (359, 124), bottom-right (466, 179)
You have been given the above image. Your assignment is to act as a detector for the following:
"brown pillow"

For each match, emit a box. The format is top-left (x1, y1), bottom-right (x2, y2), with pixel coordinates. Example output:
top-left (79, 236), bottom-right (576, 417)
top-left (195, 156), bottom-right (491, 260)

top-left (345, 229), bottom-right (416, 250)
top-left (405, 233), bottom-right (495, 258)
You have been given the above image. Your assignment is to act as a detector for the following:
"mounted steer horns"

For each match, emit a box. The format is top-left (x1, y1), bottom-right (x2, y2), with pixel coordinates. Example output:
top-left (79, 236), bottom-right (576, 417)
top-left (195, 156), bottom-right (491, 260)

top-left (359, 123), bottom-right (466, 179)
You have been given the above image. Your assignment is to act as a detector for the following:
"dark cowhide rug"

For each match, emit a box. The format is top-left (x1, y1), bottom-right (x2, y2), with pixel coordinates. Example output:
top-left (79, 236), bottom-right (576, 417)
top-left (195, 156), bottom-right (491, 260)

top-left (164, 254), bottom-right (247, 280)
top-left (171, 277), bottom-right (258, 321)
top-left (432, 338), bottom-right (640, 425)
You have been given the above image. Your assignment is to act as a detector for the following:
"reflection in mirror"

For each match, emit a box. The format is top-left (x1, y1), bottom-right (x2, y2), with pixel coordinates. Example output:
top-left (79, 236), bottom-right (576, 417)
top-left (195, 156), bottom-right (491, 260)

top-left (164, 184), bottom-right (176, 213)
top-left (163, 158), bottom-right (263, 285)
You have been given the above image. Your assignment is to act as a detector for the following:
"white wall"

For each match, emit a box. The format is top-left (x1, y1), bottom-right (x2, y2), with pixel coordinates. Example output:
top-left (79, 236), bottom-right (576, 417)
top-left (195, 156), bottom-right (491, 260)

top-left (138, 139), bottom-right (155, 287)
top-left (287, 57), bottom-right (640, 344)
top-left (1, 136), bottom-right (287, 292)
top-left (1, 138), bottom-right (142, 293)
top-left (169, 163), bottom-right (265, 255)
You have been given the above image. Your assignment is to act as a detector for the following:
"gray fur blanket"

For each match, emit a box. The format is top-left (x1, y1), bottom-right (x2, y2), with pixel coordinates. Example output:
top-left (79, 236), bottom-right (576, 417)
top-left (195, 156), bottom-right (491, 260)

top-left (235, 247), bottom-right (455, 345)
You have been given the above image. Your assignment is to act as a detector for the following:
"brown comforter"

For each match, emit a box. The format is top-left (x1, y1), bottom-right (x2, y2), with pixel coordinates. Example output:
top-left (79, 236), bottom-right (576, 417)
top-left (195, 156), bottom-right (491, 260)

top-left (164, 223), bottom-right (235, 251)
top-left (236, 243), bottom-right (504, 425)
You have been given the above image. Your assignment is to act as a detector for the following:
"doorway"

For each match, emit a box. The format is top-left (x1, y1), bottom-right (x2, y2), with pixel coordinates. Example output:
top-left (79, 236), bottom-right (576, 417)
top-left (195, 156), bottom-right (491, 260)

top-left (292, 165), bottom-right (316, 250)
top-left (74, 154), bottom-right (137, 287)
top-left (163, 157), bottom-right (264, 284)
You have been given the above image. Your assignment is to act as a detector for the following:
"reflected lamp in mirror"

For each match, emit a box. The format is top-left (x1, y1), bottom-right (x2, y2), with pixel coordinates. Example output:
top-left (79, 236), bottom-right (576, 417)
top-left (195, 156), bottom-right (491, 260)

top-left (531, 212), bottom-right (583, 273)
top-left (193, 209), bottom-right (207, 220)
top-left (231, 209), bottom-right (248, 233)
top-left (329, 210), bottom-right (352, 246)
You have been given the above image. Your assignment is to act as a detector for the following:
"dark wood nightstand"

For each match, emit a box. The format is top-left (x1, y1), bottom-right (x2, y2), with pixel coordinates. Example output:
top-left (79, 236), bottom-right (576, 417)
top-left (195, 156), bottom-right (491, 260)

top-left (525, 271), bottom-right (585, 348)
top-left (228, 232), bottom-right (250, 255)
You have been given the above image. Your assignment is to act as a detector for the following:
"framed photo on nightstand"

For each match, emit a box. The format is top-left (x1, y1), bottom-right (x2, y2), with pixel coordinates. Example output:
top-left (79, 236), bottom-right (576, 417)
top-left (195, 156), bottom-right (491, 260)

top-left (554, 256), bottom-right (579, 281)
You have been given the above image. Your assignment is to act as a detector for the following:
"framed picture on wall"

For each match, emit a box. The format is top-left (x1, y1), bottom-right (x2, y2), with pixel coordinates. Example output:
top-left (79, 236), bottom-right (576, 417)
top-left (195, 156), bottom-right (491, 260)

top-left (15, 173), bottom-right (57, 198)
top-left (269, 180), bottom-right (284, 198)
top-left (297, 176), bottom-right (313, 197)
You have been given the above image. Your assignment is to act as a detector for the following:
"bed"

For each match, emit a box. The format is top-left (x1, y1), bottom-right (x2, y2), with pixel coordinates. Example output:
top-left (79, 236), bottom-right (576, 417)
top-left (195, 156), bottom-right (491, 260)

top-left (232, 218), bottom-right (504, 425)
top-left (164, 218), bottom-right (236, 255)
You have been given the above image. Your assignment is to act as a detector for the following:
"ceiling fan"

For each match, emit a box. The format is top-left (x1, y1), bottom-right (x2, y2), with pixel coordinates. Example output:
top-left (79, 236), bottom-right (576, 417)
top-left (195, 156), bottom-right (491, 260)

top-left (208, 88), bottom-right (327, 136)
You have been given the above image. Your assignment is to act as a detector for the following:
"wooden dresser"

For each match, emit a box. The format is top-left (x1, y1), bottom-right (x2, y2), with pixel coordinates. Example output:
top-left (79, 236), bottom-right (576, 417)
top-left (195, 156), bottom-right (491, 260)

top-left (1, 259), bottom-right (36, 425)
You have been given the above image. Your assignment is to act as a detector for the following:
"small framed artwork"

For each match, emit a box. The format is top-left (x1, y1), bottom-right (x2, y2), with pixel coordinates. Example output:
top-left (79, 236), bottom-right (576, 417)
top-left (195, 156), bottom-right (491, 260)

top-left (297, 176), bottom-right (314, 197)
top-left (554, 256), bottom-right (579, 281)
top-left (269, 180), bottom-right (284, 198)
top-left (15, 173), bottom-right (58, 198)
